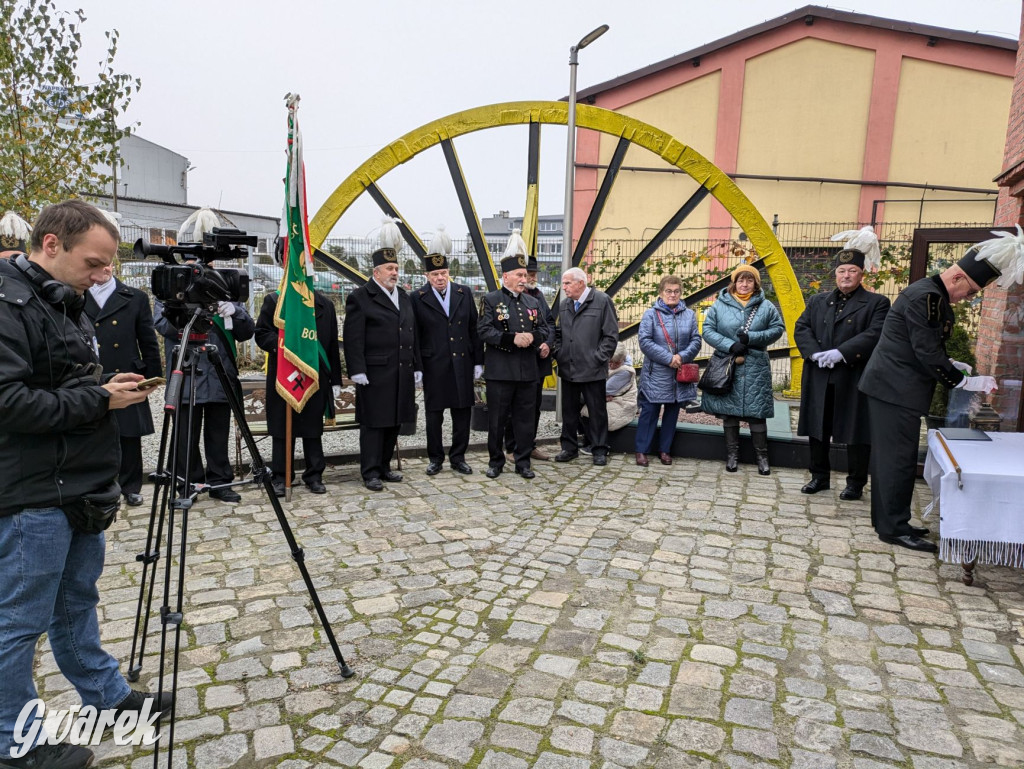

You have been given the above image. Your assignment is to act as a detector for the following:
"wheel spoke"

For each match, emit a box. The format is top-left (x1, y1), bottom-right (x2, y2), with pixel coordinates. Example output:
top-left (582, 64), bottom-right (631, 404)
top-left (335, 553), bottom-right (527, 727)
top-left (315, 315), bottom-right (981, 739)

top-left (574, 135), bottom-right (629, 267)
top-left (440, 138), bottom-right (499, 291)
top-left (365, 182), bottom-right (426, 257)
top-left (521, 122), bottom-right (541, 257)
top-left (311, 245), bottom-right (367, 287)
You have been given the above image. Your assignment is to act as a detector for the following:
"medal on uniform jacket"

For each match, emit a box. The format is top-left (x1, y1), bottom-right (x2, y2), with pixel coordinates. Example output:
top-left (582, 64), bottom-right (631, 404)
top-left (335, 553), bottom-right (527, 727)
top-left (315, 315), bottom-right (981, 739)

top-left (496, 302), bottom-right (509, 326)
top-left (527, 307), bottom-right (538, 325)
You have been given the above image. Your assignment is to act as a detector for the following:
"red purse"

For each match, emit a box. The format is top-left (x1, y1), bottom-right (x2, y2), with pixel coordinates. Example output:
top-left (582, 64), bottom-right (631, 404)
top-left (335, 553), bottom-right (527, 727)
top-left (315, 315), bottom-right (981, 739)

top-left (656, 312), bottom-right (699, 383)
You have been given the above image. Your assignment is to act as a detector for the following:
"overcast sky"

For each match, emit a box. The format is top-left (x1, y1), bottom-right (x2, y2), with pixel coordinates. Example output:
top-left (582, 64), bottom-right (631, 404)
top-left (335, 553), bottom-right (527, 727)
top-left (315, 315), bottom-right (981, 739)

top-left (72, 0), bottom-right (1021, 240)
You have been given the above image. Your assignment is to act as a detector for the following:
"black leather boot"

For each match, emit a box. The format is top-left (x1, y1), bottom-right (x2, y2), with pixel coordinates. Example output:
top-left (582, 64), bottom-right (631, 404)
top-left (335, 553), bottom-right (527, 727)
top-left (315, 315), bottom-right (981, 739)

top-left (724, 425), bottom-right (740, 472)
top-left (751, 428), bottom-right (770, 475)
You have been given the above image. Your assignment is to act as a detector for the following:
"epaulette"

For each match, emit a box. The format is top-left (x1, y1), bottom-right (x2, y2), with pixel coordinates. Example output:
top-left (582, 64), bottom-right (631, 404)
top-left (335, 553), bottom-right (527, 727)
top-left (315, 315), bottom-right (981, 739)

top-left (925, 293), bottom-right (942, 326)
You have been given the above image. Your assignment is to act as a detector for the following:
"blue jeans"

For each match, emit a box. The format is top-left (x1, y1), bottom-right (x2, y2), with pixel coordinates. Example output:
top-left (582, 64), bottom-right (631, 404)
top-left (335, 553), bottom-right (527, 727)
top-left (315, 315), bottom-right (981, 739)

top-left (635, 391), bottom-right (682, 454)
top-left (0, 508), bottom-right (131, 756)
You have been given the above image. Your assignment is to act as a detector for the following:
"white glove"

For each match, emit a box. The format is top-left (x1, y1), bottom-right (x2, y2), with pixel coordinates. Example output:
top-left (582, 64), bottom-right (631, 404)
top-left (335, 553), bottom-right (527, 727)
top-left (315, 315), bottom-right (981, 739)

top-left (956, 375), bottom-right (998, 393)
top-left (474, 365), bottom-right (484, 380)
top-left (414, 371), bottom-right (423, 386)
top-left (351, 374), bottom-right (369, 386)
top-left (949, 358), bottom-right (973, 375)
top-left (332, 385), bottom-right (341, 398)
top-left (817, 349), bottom-right (845, 368)
top-left (216, 301), bottom-right (236, 318)
top-left (809, 352), bottom-right (824, 363)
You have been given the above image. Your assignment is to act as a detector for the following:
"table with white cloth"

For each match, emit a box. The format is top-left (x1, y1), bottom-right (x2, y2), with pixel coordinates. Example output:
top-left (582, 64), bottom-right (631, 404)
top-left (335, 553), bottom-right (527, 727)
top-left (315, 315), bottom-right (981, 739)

top-left (923, 430), bottom-right (1024, 585)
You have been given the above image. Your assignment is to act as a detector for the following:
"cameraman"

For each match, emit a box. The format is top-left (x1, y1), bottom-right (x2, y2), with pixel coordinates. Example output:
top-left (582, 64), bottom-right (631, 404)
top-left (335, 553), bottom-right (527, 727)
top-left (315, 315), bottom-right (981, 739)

top-left (0, 200), bottom-right (169, 768)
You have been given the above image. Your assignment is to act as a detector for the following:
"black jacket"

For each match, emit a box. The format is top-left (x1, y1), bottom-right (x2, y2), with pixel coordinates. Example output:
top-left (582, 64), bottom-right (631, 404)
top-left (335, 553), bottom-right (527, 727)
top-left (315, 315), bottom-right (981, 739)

top-left (0, 259), bottom-right (119, 515)
top-left (859, 276), bottom-right (965, 415)
top-left (85, 280), bottom-right (162, 438)
top-left (478, 287), bottom-right (548, 382)
top-left (553, 289), bottom-right (620, 383)
top-left (343, 279), bottom-right (421, 428)
top-left (525, 285), bottom-right (556, 379)
top-left (794, 285), bottom-right (890, 443)
top-left (255, 291), bottom-right (342, 438)
top-left (411, 281), bottom-right (482, 411)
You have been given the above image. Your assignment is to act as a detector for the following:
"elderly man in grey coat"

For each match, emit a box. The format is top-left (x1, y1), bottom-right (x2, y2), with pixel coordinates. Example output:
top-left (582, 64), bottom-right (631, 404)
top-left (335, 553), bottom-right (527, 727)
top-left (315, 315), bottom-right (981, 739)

top-left (552, 267), bottom-right (620, 465)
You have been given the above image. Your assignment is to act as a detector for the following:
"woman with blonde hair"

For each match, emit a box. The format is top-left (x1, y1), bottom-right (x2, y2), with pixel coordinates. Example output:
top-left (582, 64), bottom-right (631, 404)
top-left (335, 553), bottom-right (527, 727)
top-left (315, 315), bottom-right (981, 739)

top-left (701, 264), bottom-right (784, 474)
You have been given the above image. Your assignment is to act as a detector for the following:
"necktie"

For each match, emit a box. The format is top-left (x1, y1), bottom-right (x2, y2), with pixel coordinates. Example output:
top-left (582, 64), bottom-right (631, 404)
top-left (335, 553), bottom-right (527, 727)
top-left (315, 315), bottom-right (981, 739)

top-left (439, 290), bottom-right (446, 301)
top-left (574, 300), bottom-right (581, 312)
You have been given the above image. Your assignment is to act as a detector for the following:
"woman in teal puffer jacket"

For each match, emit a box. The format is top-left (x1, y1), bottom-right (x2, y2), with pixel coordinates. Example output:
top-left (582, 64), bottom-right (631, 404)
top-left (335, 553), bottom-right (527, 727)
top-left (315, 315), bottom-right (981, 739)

top-left (701, 264), bottom-right (785, 474)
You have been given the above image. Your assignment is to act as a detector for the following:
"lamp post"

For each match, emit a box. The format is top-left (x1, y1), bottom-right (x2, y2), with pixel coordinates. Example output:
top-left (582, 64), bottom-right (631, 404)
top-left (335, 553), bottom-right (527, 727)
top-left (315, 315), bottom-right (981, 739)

top-left (557, 24), bottom-right (608, 424)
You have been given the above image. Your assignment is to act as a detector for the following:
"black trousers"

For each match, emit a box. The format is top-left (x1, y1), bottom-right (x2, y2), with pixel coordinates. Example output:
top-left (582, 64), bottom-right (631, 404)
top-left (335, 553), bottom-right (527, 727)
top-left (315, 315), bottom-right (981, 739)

top-left (359, 425), bottom-right (400, 481)
top-left (867, 395), bottom-right (922, 538)
top-left (504, 380), bottom-right (543, 453)
top-left (808, 384), bottom-right (870, 487)
top-left (176, 402), bottom-right (233, 486)
top-left (119, 435), bottom-right (144, 495)
top-left (487, 380), bottom-right (536, 471)
top-left (426, 406), bottom-right (471, 465)
top-left (560, 379), bottom-right (608, 456)
top-left (271, 435), bottom-right (326, 484)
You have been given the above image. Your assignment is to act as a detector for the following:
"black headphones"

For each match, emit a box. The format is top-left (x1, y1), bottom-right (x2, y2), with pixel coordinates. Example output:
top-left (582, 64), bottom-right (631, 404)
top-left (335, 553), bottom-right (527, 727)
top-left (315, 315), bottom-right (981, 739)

top-left (13, 252), bottom-right (85, 312)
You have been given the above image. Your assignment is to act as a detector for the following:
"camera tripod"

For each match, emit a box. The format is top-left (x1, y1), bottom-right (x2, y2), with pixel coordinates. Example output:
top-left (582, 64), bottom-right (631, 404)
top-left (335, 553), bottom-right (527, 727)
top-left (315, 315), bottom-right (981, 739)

top-left (125, 306), bottom-right (353, 768)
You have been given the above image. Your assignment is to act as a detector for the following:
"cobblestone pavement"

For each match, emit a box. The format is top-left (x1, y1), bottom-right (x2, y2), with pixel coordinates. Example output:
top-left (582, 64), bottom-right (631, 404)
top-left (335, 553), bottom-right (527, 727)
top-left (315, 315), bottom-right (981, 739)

top-left (36, 451), bottom-right (1024, 768)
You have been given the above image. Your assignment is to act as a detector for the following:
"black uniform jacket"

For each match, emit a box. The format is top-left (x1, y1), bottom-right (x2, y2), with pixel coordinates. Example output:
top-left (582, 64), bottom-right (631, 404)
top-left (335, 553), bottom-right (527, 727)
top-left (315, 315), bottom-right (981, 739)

top-left (526, 285), bottom-right (556, 379)
top-left (859, 276), bottom-right (966, 415)
top-left (794, 284), bottom-right (890, 443)
top-left (255, 291), bottom-right (342, 439)
top-left (343, 279), bottom-right (421, 428)
top-left (553, 289), bottom-right (620, 384)
top-left (85, 280), bottom-right (162, 438)
top-left (478, 287), bottom-right (548, 382)
top-left (0, 259), bottom-right (118, 513)
top-left (411, 281), bottom-right (482, 412)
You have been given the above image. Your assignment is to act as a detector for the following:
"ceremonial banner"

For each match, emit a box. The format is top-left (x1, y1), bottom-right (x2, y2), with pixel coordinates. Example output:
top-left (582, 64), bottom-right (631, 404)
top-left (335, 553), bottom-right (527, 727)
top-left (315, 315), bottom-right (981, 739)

top-left (273, 94), bottom-right (319, 411)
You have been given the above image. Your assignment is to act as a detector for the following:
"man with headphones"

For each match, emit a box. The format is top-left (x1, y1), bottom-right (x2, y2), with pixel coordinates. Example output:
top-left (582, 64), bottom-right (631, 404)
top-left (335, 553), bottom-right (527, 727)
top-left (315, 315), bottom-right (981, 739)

top-left (0, 200), bottom-right (171, 769)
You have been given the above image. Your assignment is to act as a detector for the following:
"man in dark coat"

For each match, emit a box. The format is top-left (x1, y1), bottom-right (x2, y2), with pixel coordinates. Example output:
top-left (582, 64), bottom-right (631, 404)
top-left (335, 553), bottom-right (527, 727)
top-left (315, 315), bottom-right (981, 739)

top-left (343, 245), bottom-right (421, 491)
top-left (504, 256), bottom-right (555, 461)
top-left (255, 290), bottom-right (342, 496)
top-left (552, 267), bottom-right (620, 466)
top-left (154, 295), bottom-right (255, 502)
top-left (860, 248), bottom-right (1001, 553)
top-left (478, 250), bottom-right (549, 479)
top-left (411, 251), bottom-right (483, 476)
top-left (86, 272), bottom-right (163, 506)
top-left (794, 249), bottom-right (890, 500)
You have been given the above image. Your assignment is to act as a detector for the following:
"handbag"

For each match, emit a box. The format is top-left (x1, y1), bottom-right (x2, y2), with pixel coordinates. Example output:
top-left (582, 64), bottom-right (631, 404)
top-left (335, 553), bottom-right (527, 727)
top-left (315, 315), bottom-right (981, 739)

top-left (655, 311), bottom-right (699, 383)
top-left (697, 304), bottom-right (758, 395)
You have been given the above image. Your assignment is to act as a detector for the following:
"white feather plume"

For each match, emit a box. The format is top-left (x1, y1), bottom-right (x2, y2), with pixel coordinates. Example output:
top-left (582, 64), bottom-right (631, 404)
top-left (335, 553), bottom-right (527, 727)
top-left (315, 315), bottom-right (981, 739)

top-left (502, 228), bottom-right (528, 260)
top-left (974, 225), bottom-right (1024, 289)
top-left (830, 225), bottom-right (881, 271)
top-left (177, 207), bottom-right (223, 243)
top-left (379, 216), bottom-right (403, 251)
top-left (0, 211), bottom-right (32, 241)
top-left (97, 208), bottom-right (121, 236)
top-left (427, 224), bottom-right (452, 257)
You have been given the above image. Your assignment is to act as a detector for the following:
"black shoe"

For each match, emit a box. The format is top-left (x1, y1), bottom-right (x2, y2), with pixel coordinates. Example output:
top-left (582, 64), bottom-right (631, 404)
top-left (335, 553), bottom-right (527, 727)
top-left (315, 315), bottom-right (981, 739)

top-left (124, 493), bottom-right (144, 507)
top-left (486, 466), bottom-right (502, 479)
top-left (879, 533), bottom-right (938, 553)
top-left (114, 688), bottom-right (173, 720)
top-left (381, 471), bottom-right (403, 483)
top-left (0, 742), bottom-right (94, 768)
top-left (425, 462), bottom-right (443, 476)
top-left (593, 454), bottom-right (607, 466)
top-left (271, 482), bottom-right (286, 498)
top-left (554, 450), bottom-right (578, 462)
top-left (515, 467), bottom-right (536, 479)
top-left (909, 525), bottom-right (930, 537)
top-left (801, 478), bottom-right (830, 494)
top-left (839, 485), bottom-right (863, 501)
top-left (364, 478), bottom-right (384, 491)
top-left (684, 400), bottom-right (703, 414)
top-left (209, 488), bottom-right (241, 503)
top-left (451, 461), bottom-right (473, 475)
top-left (306, 480), bottom-right (327, 494)
top-left (579, 444), bottom-right (593, 455)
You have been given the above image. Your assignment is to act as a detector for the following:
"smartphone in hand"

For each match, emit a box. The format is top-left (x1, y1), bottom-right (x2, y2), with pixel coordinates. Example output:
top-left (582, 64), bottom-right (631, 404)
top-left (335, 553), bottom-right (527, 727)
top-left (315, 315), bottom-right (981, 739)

top-left (135, 376), bottom-right (166, 391)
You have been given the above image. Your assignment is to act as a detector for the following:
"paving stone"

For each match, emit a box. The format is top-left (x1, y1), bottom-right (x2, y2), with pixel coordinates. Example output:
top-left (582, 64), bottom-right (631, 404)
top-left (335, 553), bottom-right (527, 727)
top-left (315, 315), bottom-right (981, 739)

top-left (850, 733), bottom-right (904, 761)
top-left (732, 728), bottom-right (779, 760)
top-left (254, 725), bottom-right (295, 761)
top-left (664, 719), bottom-right (726, 754)
top-left (479, 751), bottom-right (529, 769)
top-left (550, 725), bottom-right (594, 753)
top-left (725, 698), bottom-right (774, 729)
top-left (192, 734), bottom-right (249, 768)
top-left (421, 720), bottom-right (485, 763)
top-left (445, 693), bottom-right (499, 718)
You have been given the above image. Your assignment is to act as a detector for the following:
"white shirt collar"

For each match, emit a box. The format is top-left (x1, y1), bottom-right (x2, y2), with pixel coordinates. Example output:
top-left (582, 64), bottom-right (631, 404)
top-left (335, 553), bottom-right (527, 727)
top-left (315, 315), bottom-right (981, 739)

top-left (89, 279), bottom-right (117, 309)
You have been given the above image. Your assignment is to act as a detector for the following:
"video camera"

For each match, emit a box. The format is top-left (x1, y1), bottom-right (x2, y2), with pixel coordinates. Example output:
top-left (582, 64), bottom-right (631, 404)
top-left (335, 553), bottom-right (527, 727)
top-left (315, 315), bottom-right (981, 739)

top-left (134, 227), bottom-right (255, 307)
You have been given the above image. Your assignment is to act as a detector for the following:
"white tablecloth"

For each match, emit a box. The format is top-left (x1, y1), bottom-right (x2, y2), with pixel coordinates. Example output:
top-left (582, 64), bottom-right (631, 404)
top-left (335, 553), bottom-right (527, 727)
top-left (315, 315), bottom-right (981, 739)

top-left (923, 430), bottom-right (1024, 567)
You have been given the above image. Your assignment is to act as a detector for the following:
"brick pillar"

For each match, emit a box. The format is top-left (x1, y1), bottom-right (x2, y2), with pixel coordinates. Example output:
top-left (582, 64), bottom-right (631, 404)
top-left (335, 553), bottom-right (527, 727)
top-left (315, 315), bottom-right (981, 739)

top-left (979, 2), bottom-right (1024, 429)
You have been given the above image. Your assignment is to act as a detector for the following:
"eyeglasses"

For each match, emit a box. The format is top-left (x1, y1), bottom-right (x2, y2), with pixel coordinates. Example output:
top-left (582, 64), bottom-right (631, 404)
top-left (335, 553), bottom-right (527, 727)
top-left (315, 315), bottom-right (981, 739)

top-left (661, 288), bottom-right (682, 295)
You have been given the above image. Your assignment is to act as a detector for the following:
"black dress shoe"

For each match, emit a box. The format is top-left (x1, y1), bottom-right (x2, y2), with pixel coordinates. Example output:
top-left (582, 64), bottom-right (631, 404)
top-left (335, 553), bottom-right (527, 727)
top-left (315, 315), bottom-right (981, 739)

top-left (801, 478), bottom-right (830, 494)
top-left (306, 480), bottom-right (327, 494)
top-left (382, 470), bottom-right (403, 482)
top-left (451, 461), bottom-right (473, 475)
top-left (425, 462), bottom-right (443, 476)
top-left (879, 533), bottom-right (938, 553)
top-left (515, 467), bottom-right (536, 479)
top-left (271, 482), bottom-right (286, 498)
top-left (3, 742), bottom-right (94, 768)
top-left (909, 525), bottom-right (930, 537)
top-left (364, 478), bottom-right (384, 491)
top-left (114, 688), bottom-right (174, 720)
top-left (210, 488), bottom-right (241, 503)
top-left (125, 492), bottom-right (144, 506)
top-left (839, 485), bottom-right (863, 501)
top-left (486, 466), bottom-right (502, 479)
top-left (554, 450), bottom-right (578, 462)
top-left (593, 454), bottom-right (607, 466)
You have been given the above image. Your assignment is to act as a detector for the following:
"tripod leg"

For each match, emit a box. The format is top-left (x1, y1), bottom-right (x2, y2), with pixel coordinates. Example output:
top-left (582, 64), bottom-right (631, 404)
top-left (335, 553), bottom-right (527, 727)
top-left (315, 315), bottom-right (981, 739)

top-left (212, 354), bottom-right (354, 678)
